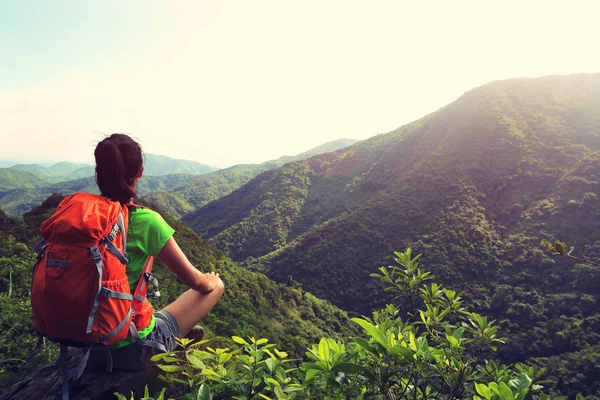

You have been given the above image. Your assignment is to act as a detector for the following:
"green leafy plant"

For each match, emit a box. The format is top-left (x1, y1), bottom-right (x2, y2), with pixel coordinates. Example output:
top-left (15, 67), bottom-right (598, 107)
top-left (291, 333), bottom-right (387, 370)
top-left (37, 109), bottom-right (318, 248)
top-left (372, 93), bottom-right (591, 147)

top-left (113, 385), bottom-right (172, 400)
top-left (540, 239), bottom-right (600, 267)
top-left (139, 249), bottom-right (551, 400)
top-left (152, 336), bottom-right (303, 400)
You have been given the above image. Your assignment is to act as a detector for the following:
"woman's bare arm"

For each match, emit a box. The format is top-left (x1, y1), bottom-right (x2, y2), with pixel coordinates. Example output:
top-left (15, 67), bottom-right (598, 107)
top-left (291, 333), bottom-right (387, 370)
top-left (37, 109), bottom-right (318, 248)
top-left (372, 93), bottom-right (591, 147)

top-left (158, 236), bottom-right (220, 293)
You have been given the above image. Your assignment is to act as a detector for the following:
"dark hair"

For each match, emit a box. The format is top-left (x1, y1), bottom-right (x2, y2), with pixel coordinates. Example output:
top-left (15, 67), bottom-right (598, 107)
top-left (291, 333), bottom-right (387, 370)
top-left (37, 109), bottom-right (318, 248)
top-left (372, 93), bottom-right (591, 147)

top-left (94, 134), bottom-right (144, 203)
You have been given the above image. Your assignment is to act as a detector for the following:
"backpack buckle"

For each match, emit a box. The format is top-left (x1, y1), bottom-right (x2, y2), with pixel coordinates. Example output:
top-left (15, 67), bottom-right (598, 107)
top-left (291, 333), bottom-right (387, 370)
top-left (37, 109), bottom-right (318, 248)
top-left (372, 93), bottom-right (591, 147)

top-left (144, 272), bottom-right (160, 298)
top-left (90, 247), bottom-right (102, 263)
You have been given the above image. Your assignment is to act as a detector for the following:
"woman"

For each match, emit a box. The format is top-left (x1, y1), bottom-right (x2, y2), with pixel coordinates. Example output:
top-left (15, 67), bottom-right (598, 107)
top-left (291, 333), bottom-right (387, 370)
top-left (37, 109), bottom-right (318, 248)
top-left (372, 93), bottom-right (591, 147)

top-left (91, 133), bottom-right (224, 369)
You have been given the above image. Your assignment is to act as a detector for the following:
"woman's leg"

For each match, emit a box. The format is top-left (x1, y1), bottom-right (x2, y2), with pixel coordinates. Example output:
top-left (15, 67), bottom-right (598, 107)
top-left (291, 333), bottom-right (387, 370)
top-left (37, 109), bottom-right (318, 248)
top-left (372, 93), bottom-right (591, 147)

top-left (162, 277), bottom-right (225, 337)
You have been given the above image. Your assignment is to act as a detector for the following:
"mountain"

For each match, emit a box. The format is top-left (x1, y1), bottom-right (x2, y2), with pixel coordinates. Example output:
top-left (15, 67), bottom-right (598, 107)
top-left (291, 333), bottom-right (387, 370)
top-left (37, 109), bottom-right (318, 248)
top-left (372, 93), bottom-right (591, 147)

top-left (9, 164), bottom-right (57, 180)
top-left (181, 73), bottom-right (600, 395)
top-left (143, 153), bottom-right (219, 176)
top-left (0, 173), bottom-right (211, 217)
top-left (0, 154), bottom-right (221, 216)
top-left (143, 138), bottom-right (358, 218)
top-left (5, 154), bottom-right (216, 184)
top-left (0, 141), bottom-right (356, 218)
top-left (45, 161), bottom-right (91, 176)
top-left (292, 138), bottom-right (359, 159)
top-left (0, 169), bottom-right (48, 190)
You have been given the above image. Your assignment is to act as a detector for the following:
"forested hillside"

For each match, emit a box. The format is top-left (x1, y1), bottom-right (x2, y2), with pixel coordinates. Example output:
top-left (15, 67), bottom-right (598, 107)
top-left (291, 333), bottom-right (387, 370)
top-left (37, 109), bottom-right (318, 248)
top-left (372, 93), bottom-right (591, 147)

top-left (144, 138), bottom-right (358, 218)
top-left (0, 141), bottom-right (356, 219)
top-left (183, 73), bottom-right (600, 396)
top-left (0, 196), bottom-right (358, 391)
top-left (3, 154), bottom-right (217, 182)
top-left (0, 173), bottom-right (204, 217)
top-left (0, 153), bottom-right (219, 216)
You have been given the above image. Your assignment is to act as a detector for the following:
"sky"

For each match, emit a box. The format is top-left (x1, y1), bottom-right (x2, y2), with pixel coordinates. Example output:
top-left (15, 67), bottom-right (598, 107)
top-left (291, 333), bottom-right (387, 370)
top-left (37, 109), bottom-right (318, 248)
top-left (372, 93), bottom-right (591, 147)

top-left (1, 1), bottom-right (599, 168)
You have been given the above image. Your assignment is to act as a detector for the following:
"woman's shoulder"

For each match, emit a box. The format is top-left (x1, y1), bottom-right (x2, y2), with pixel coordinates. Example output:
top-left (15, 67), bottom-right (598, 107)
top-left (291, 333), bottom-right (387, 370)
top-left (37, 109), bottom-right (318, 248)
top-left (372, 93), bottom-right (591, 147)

top-left (128, 206), bottom-right (168, 224)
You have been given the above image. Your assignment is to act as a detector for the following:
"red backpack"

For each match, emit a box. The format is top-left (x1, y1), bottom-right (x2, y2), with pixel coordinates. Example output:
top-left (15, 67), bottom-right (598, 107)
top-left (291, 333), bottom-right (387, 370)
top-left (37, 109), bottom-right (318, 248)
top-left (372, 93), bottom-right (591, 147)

top-left (29, 192), bottom-right (158, 400)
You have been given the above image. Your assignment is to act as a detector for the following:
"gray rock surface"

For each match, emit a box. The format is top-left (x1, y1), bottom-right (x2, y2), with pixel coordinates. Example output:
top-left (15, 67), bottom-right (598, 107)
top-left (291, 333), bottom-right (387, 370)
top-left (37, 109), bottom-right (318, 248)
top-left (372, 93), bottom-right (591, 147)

top-left (1, 349), bottom-right (166, 400)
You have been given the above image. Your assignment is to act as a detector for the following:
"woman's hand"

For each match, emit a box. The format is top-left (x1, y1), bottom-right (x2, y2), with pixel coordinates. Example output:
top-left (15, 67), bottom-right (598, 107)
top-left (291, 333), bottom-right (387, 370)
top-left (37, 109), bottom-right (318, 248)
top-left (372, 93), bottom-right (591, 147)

top-left (158, 237), bottom-right (221, 293)
top-left (200, 272), bottom-right (221, 293)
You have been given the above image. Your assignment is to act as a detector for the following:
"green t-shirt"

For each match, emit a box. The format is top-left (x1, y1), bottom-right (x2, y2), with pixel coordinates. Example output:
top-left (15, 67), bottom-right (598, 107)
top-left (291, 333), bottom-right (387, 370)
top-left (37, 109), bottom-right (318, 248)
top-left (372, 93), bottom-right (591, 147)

top-left (112, 207), bottom-right (175, 349)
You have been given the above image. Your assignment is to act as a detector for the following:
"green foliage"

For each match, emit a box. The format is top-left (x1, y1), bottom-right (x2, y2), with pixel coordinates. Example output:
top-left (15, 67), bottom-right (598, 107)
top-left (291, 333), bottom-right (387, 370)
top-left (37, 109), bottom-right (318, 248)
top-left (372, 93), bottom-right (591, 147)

top-left (0, 216), bottom-right (59, 389)
top-left (146, 138), bottom-right (357, 220)
top-left (181, 75), bottom-right (600, 398)
top-left (113, 385), bottom-right (172, 400)
top-left (129, 249), bottom-right (552, 400)
top-left (153, 336), bottom-right (303, 399)
top-left (540, 238), bottom-right (600, 267)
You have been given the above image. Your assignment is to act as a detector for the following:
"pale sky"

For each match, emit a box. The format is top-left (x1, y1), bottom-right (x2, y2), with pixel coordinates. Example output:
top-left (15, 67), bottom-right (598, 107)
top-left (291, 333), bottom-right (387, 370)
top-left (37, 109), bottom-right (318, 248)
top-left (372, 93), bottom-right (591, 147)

top-left (1, 1), bottom-right (599, 168)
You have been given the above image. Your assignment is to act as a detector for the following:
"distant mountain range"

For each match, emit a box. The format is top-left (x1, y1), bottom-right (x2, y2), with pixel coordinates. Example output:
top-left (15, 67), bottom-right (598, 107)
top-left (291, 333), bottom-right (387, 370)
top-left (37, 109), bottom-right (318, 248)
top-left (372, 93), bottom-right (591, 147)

top-left (180, 73), bottom-right (600, 395)
top-left (0, 139), bottom-right (357, 216)
top-left (143, 138), bottom-right (359, 218)
top-left (1, 153), bottom-right (219, 184)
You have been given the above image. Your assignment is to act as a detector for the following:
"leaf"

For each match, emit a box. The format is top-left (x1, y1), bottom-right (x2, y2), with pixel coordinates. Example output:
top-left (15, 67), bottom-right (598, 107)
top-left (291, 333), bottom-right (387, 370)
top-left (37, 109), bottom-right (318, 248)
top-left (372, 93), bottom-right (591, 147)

top-left (232, 336), bottom-right (249, 345)
top-left (446, 335), bottom-right (459, 348)
top-left (151, 353), bottom-right (178, 362)
top-left (186, 354), bottom-right (206, 370)
top-left (498, 382), bottom-right (514, 400)
top-left (351, 318), bottom-right (388, 348)
top-left (113, 393), bottom-right (128, 400)
top-left (219, 352), bottom-right (233, 365)
top-left (554, 240), bottom-right (565, 253)
top-left (352, 338), bottom-right (378, 355)
top-left (489, 382), bottom-right (500, 396)
top-left (317, 338), bottom-right (329, 361)
top-left (274, 348), bottom-right (288, 359)
top-left (266, 377), bottom-right (281, 387)
top-left (452, 327), bottom-right (465, 340)
top-left (330, 362), bottom-right (375, 380)
top-left (256, 338), bottom-right (269, 345)
top-left (156, 387), bottom-right (167, 400)
top-left (283, 384), bottom-right (304, 393)
top-left (409, 331), bottom-right (416, 350)
top-left (265, 357), bottom-right (275, 372)
top-left (304, 368), bottom-right (320, 382)
top-left (201, 368), bottom-right (219, 376)
top-left (157, 365), bottom-right (185, 373)
top-left (388, 344), bottom-right (413, 358)
top-left (197, 384), bottom-right (211, 400)
top-left (274, 386), bottom-right (285, 399)
top-left (302, 362), bottom-right (325, 371)
top-left (508, 373), bottom-right (532, 397)
top-left (475, 383), bottom-right (493, 400)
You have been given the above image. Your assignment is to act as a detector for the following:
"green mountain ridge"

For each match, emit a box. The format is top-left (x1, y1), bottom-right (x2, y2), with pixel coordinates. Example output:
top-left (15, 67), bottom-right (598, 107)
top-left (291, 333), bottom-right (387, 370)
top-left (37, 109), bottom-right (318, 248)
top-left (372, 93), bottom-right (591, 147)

top-left (5, 153), bottom-right (218, 183)
top-left (143, 138), bottom-right (358, 218)
top-left (0, 141), bottom-right (357, 218)
top-left (0, 173), bottom-right (210, 217)
top-left (182, 73), bottom-right (600, 396)
top-left (143, 153), bottom-right (218, 176)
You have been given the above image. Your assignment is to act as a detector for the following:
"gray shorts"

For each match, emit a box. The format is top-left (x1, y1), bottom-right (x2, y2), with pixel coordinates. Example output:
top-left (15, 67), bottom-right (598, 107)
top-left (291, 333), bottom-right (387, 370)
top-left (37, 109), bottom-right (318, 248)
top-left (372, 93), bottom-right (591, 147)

top-left (90, 310), bottom-right (181, 370)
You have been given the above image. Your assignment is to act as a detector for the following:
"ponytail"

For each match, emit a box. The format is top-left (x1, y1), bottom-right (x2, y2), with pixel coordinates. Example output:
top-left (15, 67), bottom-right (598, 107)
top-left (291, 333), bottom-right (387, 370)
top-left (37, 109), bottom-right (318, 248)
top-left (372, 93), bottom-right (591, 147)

top-left (94, 134), bottom-right (143, 203)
